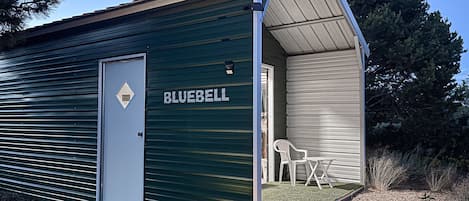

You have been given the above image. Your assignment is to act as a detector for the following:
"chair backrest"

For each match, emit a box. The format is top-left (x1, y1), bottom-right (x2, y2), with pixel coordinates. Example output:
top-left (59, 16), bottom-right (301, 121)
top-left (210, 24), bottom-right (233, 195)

top-left (273, 139), bottom-right (295, 163)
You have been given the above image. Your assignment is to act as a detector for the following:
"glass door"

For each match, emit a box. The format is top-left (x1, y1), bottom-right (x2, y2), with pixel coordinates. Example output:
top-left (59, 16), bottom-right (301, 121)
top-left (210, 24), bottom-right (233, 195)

top-left (261, 65), bottom-right (274, 184)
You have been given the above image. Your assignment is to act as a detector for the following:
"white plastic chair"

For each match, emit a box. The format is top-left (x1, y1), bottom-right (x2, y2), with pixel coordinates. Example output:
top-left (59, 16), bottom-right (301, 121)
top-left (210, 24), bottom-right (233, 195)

top-left (273, 139), bottom-right (309, 186)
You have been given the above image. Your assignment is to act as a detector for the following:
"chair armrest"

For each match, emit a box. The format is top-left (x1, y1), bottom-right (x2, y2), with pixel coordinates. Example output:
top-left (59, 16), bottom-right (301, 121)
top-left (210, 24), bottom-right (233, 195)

top-left (273, 146), bottom-right (286, 154)
top-left (293, 148), bottom-right (308, 159)
top-left (275, 150), bottom-right (288, 154)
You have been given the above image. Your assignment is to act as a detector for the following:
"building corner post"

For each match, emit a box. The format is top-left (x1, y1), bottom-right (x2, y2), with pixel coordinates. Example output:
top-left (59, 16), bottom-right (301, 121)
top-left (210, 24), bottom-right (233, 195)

top-left (253, 0), bottom-right (263, 200)
top-left (354, 36), bottom-right (367, 185)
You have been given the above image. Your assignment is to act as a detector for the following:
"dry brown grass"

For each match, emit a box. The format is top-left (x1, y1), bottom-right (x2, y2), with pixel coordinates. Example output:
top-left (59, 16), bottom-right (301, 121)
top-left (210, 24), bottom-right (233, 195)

top-left (367, 150), bottom-right (408, 191)
top-left (425, 164), bottom-right (456, 192)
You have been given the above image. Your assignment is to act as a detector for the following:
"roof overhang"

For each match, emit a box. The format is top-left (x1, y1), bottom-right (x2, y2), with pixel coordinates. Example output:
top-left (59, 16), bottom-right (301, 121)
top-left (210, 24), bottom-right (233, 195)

top-left (23, 0), bottom-right (369, 57)
top-left (262, 0), bottom-right (369, 56)
top-left (338, 0), bottom-right (370, 56)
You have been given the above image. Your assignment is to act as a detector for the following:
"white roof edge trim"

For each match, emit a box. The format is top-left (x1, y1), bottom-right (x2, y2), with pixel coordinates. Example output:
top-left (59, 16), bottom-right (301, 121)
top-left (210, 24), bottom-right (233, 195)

top-left (338, 0), bottom-right (370, 56)
top-left (261, 0), bottom-right (270, 20)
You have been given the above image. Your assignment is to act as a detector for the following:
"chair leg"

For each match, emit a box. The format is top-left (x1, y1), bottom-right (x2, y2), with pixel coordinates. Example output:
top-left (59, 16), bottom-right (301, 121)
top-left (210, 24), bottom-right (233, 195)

top-left (279, 164), bottom-right (284, 183)
top-left (292, 162), bottom-right (296, 186)
top-left (288, 163), bottom-right (294, 186)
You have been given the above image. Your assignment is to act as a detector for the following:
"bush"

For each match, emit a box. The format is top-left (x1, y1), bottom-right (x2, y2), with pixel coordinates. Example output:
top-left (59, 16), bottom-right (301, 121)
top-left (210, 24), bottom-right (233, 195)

top-left (425, 162), bottom-right (456, 192)
top-left (451, 175), bottom-right (469, 201)
top-left (399, 147), bottom-right (427, 177)
top-left (367, 149), bottom-right (408, 191)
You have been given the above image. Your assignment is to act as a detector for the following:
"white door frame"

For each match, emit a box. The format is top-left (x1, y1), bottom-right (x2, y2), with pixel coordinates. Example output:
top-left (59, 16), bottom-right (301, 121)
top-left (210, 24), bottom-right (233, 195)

top-left (262, 64), bottom-right (275, 182)
top-left (96, 53), bottom-right (147, 201)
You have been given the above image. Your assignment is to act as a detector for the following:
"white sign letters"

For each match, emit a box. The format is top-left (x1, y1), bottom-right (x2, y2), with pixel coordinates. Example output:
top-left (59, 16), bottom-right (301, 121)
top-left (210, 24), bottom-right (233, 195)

top-left (164, 88), bottom-right (230, 104)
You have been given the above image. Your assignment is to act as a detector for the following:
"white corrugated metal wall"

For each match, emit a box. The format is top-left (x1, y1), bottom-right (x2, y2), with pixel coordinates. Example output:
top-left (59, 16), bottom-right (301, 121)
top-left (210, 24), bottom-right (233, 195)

top-left (286, 49), bottom-right (363, 183)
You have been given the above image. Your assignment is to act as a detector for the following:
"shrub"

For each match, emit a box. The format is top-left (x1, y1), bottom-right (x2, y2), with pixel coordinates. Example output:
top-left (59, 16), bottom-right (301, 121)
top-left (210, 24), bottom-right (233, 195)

top-left (399, 146), bottom-right (428, 177)
top-left (451, 175), bottom-right (469, 201)
top-left (367, 149), bottom-right (408, 191)
top-left (425, 163), bottom-right (456, 192)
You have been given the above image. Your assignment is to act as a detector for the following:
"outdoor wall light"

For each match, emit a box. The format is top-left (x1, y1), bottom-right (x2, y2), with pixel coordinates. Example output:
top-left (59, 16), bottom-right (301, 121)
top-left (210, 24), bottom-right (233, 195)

top-left (225, 61), bottom-right (234, 75)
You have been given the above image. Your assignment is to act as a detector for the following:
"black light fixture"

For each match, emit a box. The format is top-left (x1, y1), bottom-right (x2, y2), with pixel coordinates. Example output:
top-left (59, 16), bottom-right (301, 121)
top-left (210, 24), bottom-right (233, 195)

top-left (225, 61), bottom-right (235, 75)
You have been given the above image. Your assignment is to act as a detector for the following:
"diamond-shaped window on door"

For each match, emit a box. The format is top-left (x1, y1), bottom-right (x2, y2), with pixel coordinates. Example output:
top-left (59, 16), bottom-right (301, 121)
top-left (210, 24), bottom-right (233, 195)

top-left (116, 82), bottom-right (135, 109)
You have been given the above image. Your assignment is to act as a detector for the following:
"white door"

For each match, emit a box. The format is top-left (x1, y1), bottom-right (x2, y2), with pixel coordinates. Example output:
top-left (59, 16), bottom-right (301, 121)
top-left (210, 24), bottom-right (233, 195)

top-left (261, 64), bottom-right (274, 183)
top-left (99, 54), bottom-right (146, 201)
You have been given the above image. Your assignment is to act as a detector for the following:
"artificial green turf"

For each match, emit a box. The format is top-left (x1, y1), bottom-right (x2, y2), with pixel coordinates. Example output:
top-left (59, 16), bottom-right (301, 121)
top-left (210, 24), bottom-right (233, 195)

top-left (262, 182), bottom-right (362, 201)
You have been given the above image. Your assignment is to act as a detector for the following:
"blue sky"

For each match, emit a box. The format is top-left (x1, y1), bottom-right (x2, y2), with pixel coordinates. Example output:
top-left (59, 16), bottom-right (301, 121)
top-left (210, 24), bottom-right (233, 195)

top-left (427, 0), bottom-right (469, 82)
top-left (27, 0), bottom-right (469, 81)
top-left (27, 0), bottom-right (131, 28)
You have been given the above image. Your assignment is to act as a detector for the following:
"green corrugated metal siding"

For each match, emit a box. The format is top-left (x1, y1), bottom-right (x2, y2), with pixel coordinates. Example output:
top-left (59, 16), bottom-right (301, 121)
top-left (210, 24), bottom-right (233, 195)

top-left (0, 0), bottom-right (253, 200)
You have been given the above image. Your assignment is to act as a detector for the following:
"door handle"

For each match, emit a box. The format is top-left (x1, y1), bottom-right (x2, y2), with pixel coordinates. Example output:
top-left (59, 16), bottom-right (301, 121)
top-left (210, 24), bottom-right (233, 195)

top-left (137, 131), bottom-right (143, 137)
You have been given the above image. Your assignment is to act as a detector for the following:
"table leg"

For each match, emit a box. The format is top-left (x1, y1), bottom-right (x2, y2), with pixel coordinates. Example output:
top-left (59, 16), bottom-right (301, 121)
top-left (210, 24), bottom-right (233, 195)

top-left (305, 160), bottom-right (318, 187)
top-left (313, 161), bottom-right (322, 190)
top-left (319, 160), bottom-right (333, 188)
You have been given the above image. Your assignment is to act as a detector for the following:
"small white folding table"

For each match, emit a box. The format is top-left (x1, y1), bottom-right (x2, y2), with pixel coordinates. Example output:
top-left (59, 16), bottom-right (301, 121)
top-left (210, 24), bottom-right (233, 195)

top-left (304, 157), bottom-right (334, 190)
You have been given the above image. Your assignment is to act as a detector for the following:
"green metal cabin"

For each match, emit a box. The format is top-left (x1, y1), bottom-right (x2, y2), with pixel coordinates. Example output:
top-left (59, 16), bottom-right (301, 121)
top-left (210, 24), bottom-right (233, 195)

top-left (0, 0), bottom-right (369, 200)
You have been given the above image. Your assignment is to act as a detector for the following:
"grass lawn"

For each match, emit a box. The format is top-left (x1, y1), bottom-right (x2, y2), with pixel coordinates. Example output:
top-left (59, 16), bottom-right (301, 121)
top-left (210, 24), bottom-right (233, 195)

top-left (262, 182), bottom-right (362, 201)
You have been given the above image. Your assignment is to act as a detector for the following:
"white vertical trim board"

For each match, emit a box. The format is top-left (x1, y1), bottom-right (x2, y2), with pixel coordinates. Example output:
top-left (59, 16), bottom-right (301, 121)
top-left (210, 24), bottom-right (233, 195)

top-left (253, 0), bottom-right (263, 200)
top-left (286, 49), bottom-right (363, 183)
top-left (354, 36), bottom-right (367, 185)
top-left (262, 64), bottom-right (275, 182)
top-left (96, 57), bottom-right (104, 201)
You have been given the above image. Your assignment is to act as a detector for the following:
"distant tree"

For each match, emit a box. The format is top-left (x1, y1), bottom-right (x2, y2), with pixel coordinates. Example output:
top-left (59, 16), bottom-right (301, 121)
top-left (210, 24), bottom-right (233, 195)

top-left (452, 80), bottom-right (469, 168)
top-left (464, 78), bottom-right (469, 106)
top-left (0, 0), bottom-right (60, 49)
top-left (349, 0), bottom-right (466, 156)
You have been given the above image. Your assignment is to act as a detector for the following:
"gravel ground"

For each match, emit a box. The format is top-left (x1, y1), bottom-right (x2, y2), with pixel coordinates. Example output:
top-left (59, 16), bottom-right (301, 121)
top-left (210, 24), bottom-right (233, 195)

top-left (352, 189), bottom-right (450, 201)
